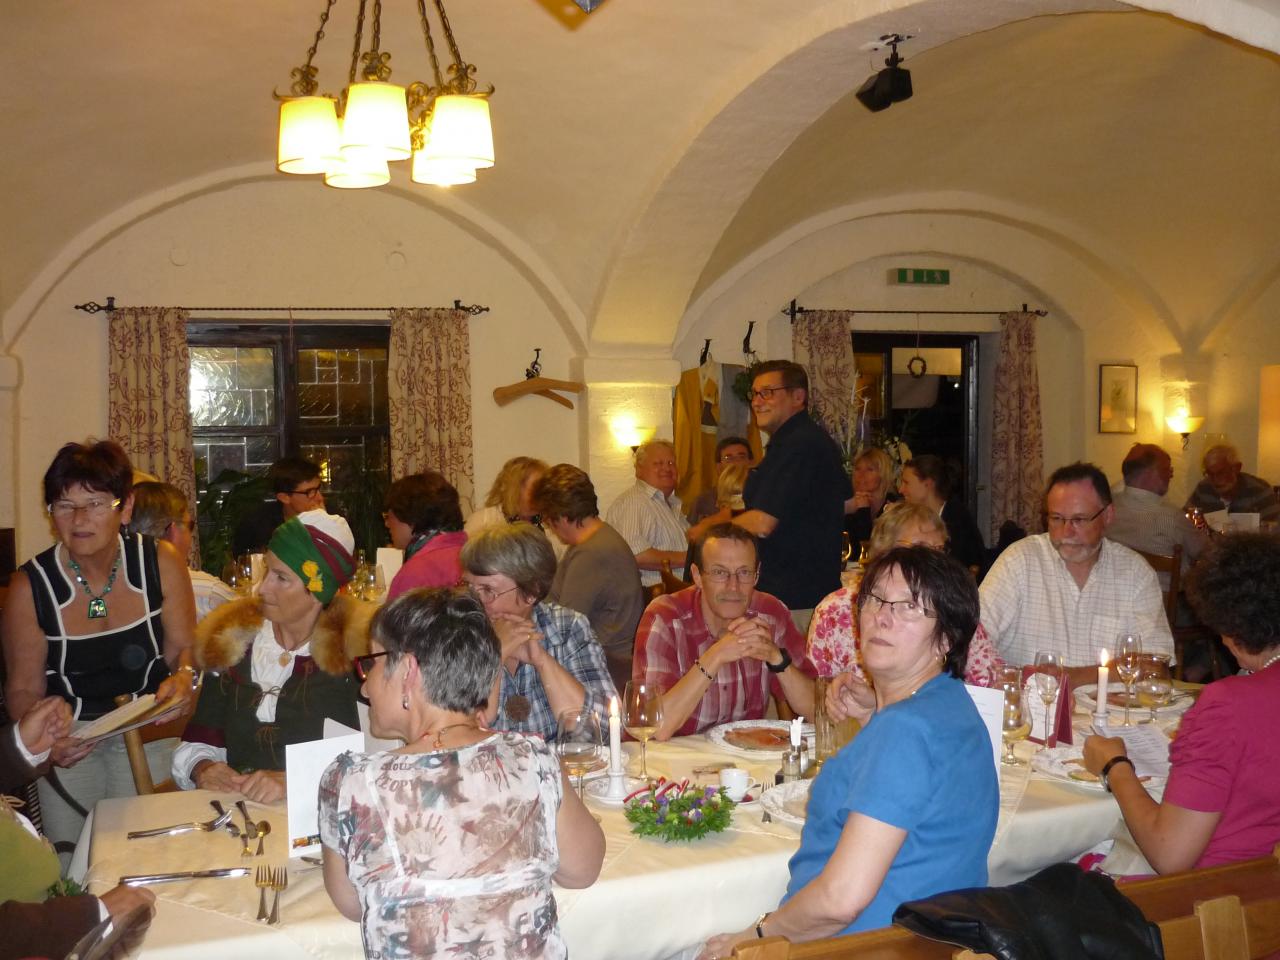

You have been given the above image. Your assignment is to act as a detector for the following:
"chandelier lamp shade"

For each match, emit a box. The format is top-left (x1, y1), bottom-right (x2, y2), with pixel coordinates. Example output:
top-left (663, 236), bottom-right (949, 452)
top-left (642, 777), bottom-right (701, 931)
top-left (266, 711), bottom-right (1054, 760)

top-left (274, 0), bottom-right (495, 189)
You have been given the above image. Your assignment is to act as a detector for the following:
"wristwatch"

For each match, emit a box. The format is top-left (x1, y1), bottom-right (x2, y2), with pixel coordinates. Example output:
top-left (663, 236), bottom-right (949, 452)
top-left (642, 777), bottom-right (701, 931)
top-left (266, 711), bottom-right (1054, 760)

top-left (755, 911), bottom-right (771, 938)
top-left (175, 664), bottom-right (203, 692)
top-left (767, 648), bottom-right (792, 674)
top-left (1100, 755), bottom-right (1134, 793)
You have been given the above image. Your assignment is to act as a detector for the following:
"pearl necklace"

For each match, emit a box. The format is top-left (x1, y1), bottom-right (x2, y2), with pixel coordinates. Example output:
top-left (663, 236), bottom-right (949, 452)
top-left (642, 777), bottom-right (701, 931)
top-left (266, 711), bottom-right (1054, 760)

top-left (1257, 651), bottom-right (1280, 673)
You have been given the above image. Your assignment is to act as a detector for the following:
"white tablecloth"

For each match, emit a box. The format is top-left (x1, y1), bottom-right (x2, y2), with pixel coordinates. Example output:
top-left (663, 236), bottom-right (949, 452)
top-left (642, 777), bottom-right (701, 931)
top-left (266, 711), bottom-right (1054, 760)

top-left (78, 734), bottom-right (1124, 960)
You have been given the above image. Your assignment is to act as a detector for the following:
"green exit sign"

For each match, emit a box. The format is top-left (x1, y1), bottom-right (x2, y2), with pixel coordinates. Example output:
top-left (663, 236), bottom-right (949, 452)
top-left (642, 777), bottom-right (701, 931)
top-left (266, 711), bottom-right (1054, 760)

top-left (895, 268), bottom-right (950, 285)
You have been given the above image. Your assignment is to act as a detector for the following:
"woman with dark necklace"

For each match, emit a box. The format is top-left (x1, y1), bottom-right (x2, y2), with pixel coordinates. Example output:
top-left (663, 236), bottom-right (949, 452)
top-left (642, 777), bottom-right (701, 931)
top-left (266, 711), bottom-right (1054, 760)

top-left (383, 471), bottom-right (467, 600)
top-left (1, 440), bottom-right (198, 857)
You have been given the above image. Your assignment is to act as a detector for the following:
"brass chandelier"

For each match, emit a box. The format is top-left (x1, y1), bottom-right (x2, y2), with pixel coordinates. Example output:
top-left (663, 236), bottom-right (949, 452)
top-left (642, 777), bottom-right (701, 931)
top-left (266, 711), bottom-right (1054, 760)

top-left (275, 0), bottom-right (494, 189)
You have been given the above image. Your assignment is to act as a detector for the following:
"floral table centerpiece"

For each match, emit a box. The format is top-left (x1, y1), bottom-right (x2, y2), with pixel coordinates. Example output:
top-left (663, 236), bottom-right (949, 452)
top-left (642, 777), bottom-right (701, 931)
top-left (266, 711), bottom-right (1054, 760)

top-left (624, 778), bottom-right (735, 842)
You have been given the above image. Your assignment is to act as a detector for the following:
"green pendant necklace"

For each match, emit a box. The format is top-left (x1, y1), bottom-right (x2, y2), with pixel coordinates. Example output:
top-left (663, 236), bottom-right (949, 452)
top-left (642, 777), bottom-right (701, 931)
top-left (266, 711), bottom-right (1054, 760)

top-left (68, 549), bottom-right (122, 619)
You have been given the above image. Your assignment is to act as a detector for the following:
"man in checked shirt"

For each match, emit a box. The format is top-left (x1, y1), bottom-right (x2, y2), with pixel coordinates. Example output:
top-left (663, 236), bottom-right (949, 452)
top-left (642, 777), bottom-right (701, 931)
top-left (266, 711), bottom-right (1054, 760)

top-left (633, 523), bottom-right (814, 739)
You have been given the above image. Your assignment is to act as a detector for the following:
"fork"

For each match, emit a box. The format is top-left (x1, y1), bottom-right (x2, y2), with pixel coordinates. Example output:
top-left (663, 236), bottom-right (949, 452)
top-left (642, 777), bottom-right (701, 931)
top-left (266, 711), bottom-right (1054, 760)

top-left (254, 865), bottom-right (272, 921)
top-left (268, 867), bottom-right (288, 925)
top-left (127, 808), bottom-right (233, 839)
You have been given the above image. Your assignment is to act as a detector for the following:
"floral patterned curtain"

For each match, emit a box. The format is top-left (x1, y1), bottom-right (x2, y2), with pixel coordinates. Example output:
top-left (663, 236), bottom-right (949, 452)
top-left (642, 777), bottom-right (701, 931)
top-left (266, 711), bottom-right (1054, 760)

top-left (107, 306), bottom-right (199, 556)
top-left (388, 307), bottom-right (475, 513)
top-left (792, 309), bottom-right (857, 450)
top-left (990, 311), bottom-right (1045, 537)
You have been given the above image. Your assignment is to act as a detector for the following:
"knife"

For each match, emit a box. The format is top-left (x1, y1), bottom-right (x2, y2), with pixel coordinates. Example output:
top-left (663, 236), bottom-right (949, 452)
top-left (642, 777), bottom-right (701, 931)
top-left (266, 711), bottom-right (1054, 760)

top-left (120, 867), bottom-right (250, 886)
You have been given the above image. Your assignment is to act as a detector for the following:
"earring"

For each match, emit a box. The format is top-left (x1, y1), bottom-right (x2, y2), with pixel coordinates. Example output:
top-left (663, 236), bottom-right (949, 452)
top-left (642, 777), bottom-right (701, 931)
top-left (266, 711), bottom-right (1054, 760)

top-left (402, 695), bottom-right (410, 710)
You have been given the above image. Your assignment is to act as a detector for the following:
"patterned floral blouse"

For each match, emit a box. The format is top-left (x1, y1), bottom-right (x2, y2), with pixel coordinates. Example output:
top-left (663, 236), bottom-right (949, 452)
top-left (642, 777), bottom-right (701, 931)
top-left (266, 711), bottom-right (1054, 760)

top-left (807, 586), bottom-right (1003, 686)
top-left (319, 732), bottom-right (566, 960)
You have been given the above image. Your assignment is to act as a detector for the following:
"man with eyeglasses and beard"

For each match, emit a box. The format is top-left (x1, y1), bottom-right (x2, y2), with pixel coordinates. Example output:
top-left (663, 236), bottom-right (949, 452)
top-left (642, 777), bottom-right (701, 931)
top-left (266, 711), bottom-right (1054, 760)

top-left (980, 462), bottom-right (1173, 685)
top-left (633, 523), bottom-right (814, 738)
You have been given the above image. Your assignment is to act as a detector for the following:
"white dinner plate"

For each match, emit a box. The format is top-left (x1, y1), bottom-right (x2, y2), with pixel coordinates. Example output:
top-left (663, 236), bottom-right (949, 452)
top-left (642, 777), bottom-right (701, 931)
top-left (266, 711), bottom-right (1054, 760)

top-left (706, 719), bottom-right (814, 759)
top-left (759, 780), bottom-right (811, 826)
top-left (585, 775), bottom-right (648, 806)
top-left (1030, 745), bottom-right (1165, 793)
top-left (1073, 683), bottom-right (1194, 718)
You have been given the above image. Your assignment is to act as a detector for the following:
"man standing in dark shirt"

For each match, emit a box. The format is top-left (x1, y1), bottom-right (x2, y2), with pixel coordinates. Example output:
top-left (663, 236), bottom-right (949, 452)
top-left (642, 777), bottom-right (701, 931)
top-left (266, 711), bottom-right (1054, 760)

top-left (734, 360), bottom-right (847, 633)
top-left (232, 456), bottom-right (327, 555)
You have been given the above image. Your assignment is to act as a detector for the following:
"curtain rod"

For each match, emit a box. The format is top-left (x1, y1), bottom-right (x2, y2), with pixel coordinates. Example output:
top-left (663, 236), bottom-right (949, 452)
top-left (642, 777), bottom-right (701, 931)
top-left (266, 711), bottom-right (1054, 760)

top-left (781, 299), bottom-right (1046, 321)
top-left (74, 297), bottom-right (489, 316)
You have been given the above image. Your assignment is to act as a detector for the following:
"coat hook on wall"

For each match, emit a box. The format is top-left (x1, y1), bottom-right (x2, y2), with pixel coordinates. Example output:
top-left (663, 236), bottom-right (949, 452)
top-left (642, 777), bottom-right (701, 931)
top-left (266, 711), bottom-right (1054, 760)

top-left (525, 347), bottom-right (542, 380)
top-left (493, 348), bottom-right (585, 410)
top-left (700, 339), bottom-right (712, 365)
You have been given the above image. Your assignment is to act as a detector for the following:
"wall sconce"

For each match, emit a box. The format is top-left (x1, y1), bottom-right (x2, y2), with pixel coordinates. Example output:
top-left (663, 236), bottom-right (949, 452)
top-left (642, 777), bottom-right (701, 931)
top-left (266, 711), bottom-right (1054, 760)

top-left (1165, 407), bottom-right (1205, 451)
top-left (610, 416), bottom-right (657, 453)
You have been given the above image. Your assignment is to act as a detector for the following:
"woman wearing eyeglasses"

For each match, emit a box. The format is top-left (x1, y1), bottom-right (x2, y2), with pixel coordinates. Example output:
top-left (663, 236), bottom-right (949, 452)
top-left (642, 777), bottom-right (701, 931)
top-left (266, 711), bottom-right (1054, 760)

top-left (1, 440), bottom-right (199, 857)
top-left (321, 589), bottom-right (604, 960)
top-left (170, 509), bottom-right (372, 804)
top-left (460, 523), bottom-right (616, 741)
top-left (808, 502), bottom-right (1003, 686)
top-left (699, 547), bottom-right (997, 957)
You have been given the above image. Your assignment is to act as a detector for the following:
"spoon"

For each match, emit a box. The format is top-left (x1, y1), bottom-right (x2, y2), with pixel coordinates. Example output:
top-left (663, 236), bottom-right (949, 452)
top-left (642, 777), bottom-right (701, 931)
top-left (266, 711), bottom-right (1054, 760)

top-left (255, 820), bottom-right (271, 857)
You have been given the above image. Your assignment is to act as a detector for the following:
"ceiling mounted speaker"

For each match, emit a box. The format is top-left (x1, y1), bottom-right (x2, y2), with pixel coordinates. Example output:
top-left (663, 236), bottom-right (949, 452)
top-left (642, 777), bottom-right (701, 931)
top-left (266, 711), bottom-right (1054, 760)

top-left (856, 34), bottom-right (913, 113)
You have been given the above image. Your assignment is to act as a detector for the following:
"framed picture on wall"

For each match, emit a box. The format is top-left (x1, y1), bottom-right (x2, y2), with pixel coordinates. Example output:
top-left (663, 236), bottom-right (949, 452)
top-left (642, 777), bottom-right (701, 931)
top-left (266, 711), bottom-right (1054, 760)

top-left (1098, 363), bottom-right (1138, 434)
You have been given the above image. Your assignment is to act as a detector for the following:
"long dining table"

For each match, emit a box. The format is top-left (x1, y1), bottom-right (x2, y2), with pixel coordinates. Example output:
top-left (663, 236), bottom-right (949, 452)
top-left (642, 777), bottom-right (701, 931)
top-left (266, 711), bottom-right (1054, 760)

top-left (76, 729), bottom-right (1131, 960)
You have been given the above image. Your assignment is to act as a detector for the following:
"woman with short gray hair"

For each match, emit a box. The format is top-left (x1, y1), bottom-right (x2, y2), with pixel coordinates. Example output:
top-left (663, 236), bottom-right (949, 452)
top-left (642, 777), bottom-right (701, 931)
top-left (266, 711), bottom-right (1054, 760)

top-left (320, 589), bottom-right (605, 959)
top-left (460, 523), bottom-right (616, 740)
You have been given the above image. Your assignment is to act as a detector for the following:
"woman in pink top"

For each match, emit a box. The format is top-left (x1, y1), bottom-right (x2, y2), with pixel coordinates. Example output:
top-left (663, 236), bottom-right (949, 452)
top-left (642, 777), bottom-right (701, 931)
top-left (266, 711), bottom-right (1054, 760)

top-left (809, 502), bottom-right (1002, 686)
top-left (384, 472), bottom-right (467, 600)
top-left (1085, 533), bottom-right (1280, 872)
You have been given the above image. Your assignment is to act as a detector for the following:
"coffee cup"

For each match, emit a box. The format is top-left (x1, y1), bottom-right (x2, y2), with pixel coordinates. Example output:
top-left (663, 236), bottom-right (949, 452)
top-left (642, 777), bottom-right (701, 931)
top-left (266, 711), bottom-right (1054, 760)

top-left (719, 766), bottom-right (761, 802)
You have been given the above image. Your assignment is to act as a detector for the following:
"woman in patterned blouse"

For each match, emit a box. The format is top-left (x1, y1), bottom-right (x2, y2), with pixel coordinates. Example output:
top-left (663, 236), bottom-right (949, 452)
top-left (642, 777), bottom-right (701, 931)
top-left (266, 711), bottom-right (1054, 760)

top-left (810, 502), bottom-right (1002, 687)
top-left (320, 589), bottom-right (604, 959)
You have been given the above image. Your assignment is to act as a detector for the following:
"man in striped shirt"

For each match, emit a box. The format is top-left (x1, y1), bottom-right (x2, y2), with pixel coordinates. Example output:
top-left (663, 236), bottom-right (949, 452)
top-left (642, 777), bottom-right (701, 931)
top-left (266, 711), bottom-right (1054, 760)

top-left (1108, 443), bottom-right (1208, 589)
top-left (606, 439), bottom-right (691, 587)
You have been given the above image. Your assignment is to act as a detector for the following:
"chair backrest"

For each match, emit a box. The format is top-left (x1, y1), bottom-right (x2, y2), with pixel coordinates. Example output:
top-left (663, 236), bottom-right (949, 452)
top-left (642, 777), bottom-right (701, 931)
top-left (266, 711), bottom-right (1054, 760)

top-left (1136, 543), bottom-right (1183, 625)
top-left (114, 693), bottom-right (188, 795)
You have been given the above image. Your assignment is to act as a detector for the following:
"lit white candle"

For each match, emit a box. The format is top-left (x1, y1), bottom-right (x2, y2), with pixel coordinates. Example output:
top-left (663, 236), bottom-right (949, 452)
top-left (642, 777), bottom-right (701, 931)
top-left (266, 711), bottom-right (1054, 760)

top-left (608, 696), bottom-right (623, 774)
top-left (1095, 649), bottom-right (1110, 719)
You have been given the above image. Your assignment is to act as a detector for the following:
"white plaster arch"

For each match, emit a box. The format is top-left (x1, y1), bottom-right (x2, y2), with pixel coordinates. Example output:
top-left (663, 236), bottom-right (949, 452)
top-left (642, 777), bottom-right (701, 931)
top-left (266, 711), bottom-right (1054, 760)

top-left (2, 162), bottom-right (589, 356)
top-left (592, 0), bottom-right (1280, 351)
top-left (676, 195), bottom-right (1181, 358)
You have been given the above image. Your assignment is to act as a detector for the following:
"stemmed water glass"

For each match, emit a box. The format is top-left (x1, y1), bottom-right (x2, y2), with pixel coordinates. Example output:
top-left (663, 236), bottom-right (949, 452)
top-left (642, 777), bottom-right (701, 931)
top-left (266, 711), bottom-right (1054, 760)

top-left (556, 708), bottom-right (605, 802)
top-left (622, 681), bottom-right (663, 781)
top-left (999, 667), bottom-right (1029, 766)
top-left (1136, 654), bottom-right (1173, 724)
top-left (1114, 633), bottom-right (1143, 726)
top-left (1032, 651), bottom-right (1064, 749)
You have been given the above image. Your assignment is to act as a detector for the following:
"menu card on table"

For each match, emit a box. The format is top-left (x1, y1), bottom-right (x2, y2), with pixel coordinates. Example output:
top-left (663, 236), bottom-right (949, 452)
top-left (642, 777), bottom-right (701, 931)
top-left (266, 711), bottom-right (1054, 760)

top-left (1023, 667), bottom-right (1072, 746)
top-left (285, 723), bottom-right (365, 857)
top-left (965, 683), bottom-right (1005, 772)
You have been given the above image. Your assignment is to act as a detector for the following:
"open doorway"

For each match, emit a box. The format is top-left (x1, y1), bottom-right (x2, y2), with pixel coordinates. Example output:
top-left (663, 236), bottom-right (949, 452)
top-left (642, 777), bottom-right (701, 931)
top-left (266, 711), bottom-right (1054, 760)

top-left (852, 332), bottom-right (979, 513)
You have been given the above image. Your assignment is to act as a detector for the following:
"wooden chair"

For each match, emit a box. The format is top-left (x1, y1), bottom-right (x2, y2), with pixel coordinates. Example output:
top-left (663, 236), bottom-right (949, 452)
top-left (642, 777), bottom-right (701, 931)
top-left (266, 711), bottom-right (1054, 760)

top-left (728, 845), bottom-right (1280, 960)
top-left (646, 560), bottom-right (688, 602)
top-left (114, 693), bottom-right (189, 795)
top-left (1134, 545), bottom-right (1223, 681)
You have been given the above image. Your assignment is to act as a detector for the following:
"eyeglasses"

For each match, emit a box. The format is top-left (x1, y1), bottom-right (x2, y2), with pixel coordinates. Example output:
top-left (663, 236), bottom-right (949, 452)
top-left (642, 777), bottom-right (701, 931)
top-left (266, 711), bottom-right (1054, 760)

top-left (861, 592), bottom-right (935, 623)
top-left (700, 566), bottom-right (760, 585)
top-left (290, 483), bottom-right (323, 500)
top-left (749, 385), bottom-right (791, 402)
top-left (1045, 506), bottom-right (1107, 528)
top-left (506, 513), bottom-right (543, 527)
top-left (48, 497), bottom-right (121, 519)
top-left (466, 581), bottom-right (520, 604)
top-left (718, 451), bottom-right (751, 464)
top-left (353, 650), bottom-right (390, 680)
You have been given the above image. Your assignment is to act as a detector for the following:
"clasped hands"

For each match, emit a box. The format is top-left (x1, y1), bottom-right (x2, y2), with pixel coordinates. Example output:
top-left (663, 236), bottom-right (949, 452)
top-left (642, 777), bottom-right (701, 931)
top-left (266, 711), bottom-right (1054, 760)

top-left (824, 670), bottom-right (877, 725)
top-left (193, 762), bottom-right (287, 805)
top-left (493, 613), bottom-right (548, 669)
top-left (704, 614), bottom-right (782, 673)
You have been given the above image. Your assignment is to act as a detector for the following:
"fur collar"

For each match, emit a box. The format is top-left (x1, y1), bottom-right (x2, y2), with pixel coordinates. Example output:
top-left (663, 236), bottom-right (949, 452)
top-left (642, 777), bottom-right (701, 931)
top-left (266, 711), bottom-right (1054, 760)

top-left (194, 594), bottom-right (374, 676)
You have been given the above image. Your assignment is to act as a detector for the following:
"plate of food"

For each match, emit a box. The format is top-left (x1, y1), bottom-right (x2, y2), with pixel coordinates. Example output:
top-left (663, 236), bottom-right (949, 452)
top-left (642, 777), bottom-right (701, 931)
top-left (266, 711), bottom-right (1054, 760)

top-left (1073, 684), bottom-right (1194, 718)
top-left (706, 719), bottom-right (813, 759)
top-left (759, 780), bottom-right (811, 826)
top-left (1030, 745), bottom-right (1163, 792)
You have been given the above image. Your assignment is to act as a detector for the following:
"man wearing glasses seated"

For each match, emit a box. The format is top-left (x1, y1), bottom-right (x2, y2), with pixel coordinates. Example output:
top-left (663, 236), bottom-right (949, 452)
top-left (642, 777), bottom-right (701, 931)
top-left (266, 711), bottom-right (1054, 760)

top-left (232, 456), bottom-right (329, 556)
top-left (633, 524), bottom-right (814, 738)
top-left (979, 462), bottom-right (1173, 683)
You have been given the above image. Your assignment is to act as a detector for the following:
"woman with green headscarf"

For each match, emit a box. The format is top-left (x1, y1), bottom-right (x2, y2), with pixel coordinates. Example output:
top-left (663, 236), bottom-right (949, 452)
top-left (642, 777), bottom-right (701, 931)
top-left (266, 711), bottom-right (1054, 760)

top-left (170, 510), bottom-right (373, 804)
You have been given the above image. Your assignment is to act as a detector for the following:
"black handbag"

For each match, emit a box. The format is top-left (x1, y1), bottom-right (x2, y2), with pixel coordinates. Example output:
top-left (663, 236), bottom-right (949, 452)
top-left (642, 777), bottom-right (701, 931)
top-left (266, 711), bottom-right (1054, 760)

top-left (892, 863), bottom-right (1163, 960)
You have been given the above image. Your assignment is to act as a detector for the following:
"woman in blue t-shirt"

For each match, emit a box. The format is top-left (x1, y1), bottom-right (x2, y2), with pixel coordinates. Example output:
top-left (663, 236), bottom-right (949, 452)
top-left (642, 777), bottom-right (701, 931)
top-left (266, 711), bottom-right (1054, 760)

top-left (699, 546), bottom-right (998, 958)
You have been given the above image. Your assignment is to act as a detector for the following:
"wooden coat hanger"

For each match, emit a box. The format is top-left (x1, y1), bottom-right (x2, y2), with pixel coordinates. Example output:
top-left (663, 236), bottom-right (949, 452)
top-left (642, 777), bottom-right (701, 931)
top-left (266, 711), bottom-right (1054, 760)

top-left (492, 348), bottom-right (586, 410)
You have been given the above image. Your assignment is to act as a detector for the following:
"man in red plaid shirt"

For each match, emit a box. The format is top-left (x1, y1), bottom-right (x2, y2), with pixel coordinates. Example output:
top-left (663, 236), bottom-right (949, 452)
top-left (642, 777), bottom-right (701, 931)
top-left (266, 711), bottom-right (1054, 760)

top-left (633, 523), bottom-right (815, 738)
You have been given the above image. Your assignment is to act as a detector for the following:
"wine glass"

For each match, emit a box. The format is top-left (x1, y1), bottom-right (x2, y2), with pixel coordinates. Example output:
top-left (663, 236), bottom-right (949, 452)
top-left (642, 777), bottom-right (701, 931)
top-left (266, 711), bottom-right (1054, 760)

top-left (556, 708), bottom-right (605, 803)
top-left (1032, 651), bottom-right (1064, 749)
top-left (622, 681), bottom-right (663, 781)
top-left (1136, 654), bottom-right (1173, 724)
top-left (999, 668), bottom-right (1030, 766)
top-left (364, 564), bottom-right (386, 603)
top-left (1114, 633), bottom-right (1143, 726)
